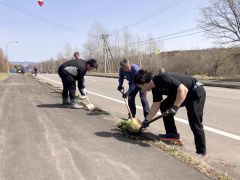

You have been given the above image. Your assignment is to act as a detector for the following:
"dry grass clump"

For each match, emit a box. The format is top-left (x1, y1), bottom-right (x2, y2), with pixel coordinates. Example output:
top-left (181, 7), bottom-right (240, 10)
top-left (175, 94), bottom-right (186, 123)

top-left (117, 119), bottom-right (140, 134)
top-left (148, 140), bottom-right (231, 180)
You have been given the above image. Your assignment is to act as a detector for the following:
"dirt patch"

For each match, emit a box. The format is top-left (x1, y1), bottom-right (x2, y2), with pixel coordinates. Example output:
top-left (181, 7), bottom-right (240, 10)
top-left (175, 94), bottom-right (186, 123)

top-left (86, 107), bottom-right (110, 115)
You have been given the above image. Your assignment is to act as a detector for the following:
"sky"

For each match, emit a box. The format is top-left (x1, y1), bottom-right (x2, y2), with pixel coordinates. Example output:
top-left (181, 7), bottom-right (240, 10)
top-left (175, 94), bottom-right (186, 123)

top-left (0, 0), bottom-right (215, 62)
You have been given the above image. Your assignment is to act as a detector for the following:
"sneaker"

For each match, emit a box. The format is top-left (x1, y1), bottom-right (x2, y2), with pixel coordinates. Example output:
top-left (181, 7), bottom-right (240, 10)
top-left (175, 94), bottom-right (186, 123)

top-left (159, 133), bottom-right (180, 141)
top-left (80, 95), bottom-right (87, 99)
top-left (71, 103), bottom-right (83, 109)
top-left (196, 152), bottom-right (208, 158)
top-left (70, 99), bottom-right (83, 109)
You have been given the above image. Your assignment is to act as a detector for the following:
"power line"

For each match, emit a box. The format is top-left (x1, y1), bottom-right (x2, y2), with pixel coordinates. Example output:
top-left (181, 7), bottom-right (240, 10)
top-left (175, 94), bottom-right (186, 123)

top-left (139, 1), bottom-right (207, 32)
top-left (123, 0), bottom-right (181, 29)
top-left (0, 1), bottom-right (88, 36)
top-left (117, 30), bottom-right (204, 49)
top-left (121, 27), bottom-right (200, 48)
top-left (161, 31), bottom-right (204, 41)
top-left (109, 0), bottom-right (185, 36)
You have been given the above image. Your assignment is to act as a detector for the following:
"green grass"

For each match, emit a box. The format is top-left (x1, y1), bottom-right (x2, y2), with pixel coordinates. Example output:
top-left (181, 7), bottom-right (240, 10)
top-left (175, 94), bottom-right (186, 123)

top-left (0, 73), bottom-right (10, 80)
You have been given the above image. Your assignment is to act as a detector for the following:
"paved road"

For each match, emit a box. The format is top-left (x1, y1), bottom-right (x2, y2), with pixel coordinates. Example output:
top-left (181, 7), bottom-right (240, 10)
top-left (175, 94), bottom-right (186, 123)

top-left (0, 75), bottom-right (211, 180)
top-left (37, 74), bottom-right (240, 179)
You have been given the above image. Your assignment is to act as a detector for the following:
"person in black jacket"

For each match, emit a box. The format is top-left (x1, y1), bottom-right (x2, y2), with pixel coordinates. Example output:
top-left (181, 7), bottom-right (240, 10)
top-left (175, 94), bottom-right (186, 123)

top-left (58, 58), bottom-right (98, 108)
top-left (134, 69), bottom-right (207, 157)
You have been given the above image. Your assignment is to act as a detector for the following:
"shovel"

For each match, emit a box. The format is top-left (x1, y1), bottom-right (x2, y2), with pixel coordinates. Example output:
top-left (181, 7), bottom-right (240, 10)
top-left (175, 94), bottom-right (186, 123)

top-left (137, 112), bottom-right (168, 133)
top-left (119, 88), bottom-right (142, 128)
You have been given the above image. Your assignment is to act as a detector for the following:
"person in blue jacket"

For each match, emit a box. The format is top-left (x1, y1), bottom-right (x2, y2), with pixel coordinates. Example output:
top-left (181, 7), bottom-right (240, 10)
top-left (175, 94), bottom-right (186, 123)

top-left (118, 59), bottom-right (150, 119)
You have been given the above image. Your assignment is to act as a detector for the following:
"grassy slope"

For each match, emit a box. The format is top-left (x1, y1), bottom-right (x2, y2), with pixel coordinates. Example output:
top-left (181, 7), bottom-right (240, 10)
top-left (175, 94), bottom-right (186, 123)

top-left (0, 73), bottom-right (10, 80)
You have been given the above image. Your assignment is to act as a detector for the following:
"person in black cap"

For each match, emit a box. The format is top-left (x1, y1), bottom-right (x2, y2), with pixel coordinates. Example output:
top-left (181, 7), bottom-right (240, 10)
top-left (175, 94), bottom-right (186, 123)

top-left (58, 58), bottom-right (98, 108)
top-left (134, 69), bottom-right (207, 157)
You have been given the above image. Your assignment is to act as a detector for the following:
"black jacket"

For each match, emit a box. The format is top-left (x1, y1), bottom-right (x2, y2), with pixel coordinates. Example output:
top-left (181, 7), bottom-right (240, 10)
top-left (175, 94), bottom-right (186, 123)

top-left (58, 59), bottom-right (87, 80)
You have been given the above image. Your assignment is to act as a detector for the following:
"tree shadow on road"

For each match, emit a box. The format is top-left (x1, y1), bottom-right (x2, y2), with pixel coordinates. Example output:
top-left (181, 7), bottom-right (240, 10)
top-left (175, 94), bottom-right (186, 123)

top-left (37, 103), bottom-right (66, 108)
top-left (95, 131), bottom-right (151, 148)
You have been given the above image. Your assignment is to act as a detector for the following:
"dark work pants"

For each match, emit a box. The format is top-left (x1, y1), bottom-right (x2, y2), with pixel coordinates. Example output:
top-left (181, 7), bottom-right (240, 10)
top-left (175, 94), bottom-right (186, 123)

top-left (160, 86), bottom-right (206, 154)
top-left (78, 78), bottom-right (86, 96)
top-left (58, 69), bottom-right (76, 100)
top-left (128, 87), bottom-right (150, 118)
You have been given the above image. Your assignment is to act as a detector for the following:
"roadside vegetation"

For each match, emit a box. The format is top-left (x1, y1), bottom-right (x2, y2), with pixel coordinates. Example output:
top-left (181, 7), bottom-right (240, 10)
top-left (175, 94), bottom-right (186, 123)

top-left (112, 126), bottom-right (231, 180)
top-left (0, 49), bottom-right (8, 73)
top-left (0, 73), bottom-right (10, 80)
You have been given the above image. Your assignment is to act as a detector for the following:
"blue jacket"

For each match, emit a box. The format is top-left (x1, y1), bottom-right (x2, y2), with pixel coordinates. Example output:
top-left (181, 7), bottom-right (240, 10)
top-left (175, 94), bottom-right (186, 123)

top-left (118, 64), bottom-right (139, 94)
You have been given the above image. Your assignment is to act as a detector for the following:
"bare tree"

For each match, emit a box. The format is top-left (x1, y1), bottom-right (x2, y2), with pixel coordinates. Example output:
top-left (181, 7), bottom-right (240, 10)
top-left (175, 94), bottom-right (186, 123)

top-left (63, 43), bottom-right (74, 59)
top-left (0, 48), bottom-right (7, 72)
top-left (83, 23), bottom-right (108, 72)
top-left (199, 0), bottom-right (240, 45)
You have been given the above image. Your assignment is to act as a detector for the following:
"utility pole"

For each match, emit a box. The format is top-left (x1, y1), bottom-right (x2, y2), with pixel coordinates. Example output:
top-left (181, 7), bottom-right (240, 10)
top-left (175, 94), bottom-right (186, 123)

top-left (100, 34), bottom-right (118, 73)
top-left (137, 38), bottom-right (141, 68)
top-left (101, 36), bottom-right (107, 73)
top-left (140, 54), bottom-right (142, 68)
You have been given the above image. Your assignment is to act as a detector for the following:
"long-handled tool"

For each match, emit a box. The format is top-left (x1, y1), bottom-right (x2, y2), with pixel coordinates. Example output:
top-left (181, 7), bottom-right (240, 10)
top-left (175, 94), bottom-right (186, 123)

top-left (119, 88), bottom-right (133, 120)
top-left (119, 88), bottom-right (142, 127)
top-left (137, 112), bottom-right (168, 133)
top-left (85, 95), bottom-right (95, 111)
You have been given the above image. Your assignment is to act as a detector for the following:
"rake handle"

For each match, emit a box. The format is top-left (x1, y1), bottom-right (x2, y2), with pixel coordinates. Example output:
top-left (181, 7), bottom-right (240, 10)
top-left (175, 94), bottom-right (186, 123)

top-left (138, 112), bottom-right (168, 133)
top-left (119, 88), bottom-right (134, 121)
top-left (146, 112), bottom-right (168, 126)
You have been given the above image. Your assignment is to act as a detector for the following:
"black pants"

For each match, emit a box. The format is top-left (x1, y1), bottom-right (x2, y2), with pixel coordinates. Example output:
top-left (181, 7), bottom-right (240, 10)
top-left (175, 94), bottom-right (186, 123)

top-left (160, 86), bottom-right (206, 154)
top-left (58, 68), bottom-right (76, 100)
top-left (128, 87), bottom-right (150, 118)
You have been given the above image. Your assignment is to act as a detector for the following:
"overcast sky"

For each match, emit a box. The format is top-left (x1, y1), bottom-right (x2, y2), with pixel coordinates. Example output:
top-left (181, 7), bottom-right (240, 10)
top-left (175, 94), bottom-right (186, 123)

top-left (0, 0), bottom-right (215, 62)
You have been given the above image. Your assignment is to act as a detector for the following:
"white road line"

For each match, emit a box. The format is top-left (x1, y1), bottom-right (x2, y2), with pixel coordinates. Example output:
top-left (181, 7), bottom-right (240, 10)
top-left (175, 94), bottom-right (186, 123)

top-left (38, 75), bottom-right (240, 141)
top-left (85, 77), bottom-right (97, 82)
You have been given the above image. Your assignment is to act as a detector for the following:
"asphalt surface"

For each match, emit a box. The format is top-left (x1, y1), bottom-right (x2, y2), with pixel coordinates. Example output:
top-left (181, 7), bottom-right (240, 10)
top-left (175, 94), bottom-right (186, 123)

top-left (37, 74), bottom-right (240, 179)
top-left (88, 73), bottom-right (240, 89)
top-left (0, 74), bottom-right (211, 180)
top-left (200, 79), bottom-right (240, 89)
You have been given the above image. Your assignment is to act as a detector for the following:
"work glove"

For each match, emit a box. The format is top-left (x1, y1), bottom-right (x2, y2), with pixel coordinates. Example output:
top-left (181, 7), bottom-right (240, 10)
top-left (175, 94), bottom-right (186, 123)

top-left (122, 92), bottom-right (129, 98)
top-left (166, 106), bottom-right (179, 116)
top-left (117, 86), bottom-right (123, 91)
top-left (80, 88), bottom-right (87, 96)
top-left (141, 119), bottom-right (149, 128)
